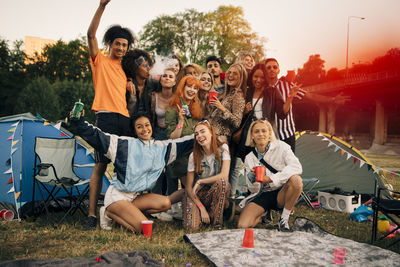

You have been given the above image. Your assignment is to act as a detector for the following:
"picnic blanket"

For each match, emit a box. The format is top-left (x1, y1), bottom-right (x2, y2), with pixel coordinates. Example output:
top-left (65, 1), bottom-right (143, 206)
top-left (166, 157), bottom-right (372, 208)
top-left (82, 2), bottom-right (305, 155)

top-left (0, 250), bottom-right (163, 267)
top-left (184, 217), bottom-right (400, 266)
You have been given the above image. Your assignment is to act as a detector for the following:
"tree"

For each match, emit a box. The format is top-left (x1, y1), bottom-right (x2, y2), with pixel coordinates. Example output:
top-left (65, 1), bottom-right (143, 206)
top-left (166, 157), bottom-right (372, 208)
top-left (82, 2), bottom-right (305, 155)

top-left (325, 68), bottom-right (344, 81)
top-left (295, 54), bottom-right (326, 86)
top-left (26, 37), bottom-right (91, 83)
top-left (0, 38), bottom-right (28, 116)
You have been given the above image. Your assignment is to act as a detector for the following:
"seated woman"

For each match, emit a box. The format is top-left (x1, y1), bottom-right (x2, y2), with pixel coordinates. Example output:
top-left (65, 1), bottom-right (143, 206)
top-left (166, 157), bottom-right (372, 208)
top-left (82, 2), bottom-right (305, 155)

top-left (72, 112), bottom-right (193, 232)
top-left (165, 76), bottom-right (203, 218)
top-left (197, 71), bottom-right (215, 118)
top-left (183, 120), bottom-right (231, 230)
top-left (237, 120), bottom-right (303, 231)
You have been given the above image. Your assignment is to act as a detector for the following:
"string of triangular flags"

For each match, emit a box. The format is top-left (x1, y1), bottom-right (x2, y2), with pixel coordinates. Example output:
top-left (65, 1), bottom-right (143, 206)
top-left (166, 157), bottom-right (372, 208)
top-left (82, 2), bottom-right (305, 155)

top-left (317, 133), bottom-right (400, 181)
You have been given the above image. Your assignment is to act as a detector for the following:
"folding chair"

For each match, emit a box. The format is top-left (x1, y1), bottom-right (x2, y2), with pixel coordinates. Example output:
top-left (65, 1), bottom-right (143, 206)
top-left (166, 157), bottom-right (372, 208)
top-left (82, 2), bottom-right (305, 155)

top-left (32, 137), bottom-right (90, 228)
top-left (296, 177), bottom-right (320, 209)
top-left (371, 178), bottom-right (400, 247)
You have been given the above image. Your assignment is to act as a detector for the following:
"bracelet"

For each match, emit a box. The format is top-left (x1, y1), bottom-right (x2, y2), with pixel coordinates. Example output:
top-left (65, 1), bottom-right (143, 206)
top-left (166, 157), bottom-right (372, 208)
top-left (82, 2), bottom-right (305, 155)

top-left (197, 203), bottom-right (204, 209)
top-left (176, 124), bottom-right (183, 129)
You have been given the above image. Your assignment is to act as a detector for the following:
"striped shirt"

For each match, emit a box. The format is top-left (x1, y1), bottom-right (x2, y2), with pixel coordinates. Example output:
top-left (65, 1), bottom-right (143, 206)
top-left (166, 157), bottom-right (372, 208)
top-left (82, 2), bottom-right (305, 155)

top-left (274, 79), bottom-right (306, 140)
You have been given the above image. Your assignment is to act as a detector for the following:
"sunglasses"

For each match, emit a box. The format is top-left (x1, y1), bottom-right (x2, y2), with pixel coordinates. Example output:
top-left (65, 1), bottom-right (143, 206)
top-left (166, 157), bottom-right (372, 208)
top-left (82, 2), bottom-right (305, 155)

top-left (193, 119), bottom-right (210, 130)
top-left (266, 65), bottom-right (279, 70)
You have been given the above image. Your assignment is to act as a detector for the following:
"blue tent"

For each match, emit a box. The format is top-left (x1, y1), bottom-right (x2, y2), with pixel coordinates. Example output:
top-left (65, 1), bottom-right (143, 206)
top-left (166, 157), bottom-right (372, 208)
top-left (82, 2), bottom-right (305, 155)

top-left (0, 113), bottom-right (110, 219)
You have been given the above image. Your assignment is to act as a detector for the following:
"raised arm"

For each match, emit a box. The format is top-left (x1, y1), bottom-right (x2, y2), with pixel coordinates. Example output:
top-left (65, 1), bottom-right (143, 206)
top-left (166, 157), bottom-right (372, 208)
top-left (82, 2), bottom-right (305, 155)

top-left (87, 0), bottom-right (110, 58)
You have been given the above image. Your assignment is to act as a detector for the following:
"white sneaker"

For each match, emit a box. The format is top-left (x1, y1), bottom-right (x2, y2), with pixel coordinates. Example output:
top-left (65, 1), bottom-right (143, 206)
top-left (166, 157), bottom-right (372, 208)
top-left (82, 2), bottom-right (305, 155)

top-left (171, 203), bottom-right (183, 220)
top-left (99, 206), bottom-right (112, 231)
top-left (151, 212), bottom-right (173, 221)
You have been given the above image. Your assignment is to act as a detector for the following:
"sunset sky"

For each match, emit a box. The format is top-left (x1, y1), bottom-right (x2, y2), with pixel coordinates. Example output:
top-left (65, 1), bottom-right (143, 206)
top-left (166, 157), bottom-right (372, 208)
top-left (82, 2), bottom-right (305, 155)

top-left (1, 0), bottom-right (399, 75)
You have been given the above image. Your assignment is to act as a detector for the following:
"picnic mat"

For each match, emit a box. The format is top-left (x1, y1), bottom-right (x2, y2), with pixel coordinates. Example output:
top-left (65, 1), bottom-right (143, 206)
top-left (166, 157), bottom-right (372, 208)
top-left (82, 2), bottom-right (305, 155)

top-left (184, 217), bottom-right (400, 266)
top-left (0, 250), bottom-right (163, 267)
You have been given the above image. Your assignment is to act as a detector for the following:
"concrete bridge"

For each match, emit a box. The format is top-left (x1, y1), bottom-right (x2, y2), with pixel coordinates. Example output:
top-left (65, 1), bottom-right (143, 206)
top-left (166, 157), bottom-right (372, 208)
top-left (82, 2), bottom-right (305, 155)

top-left (297, 70), bottom-right (400, 148)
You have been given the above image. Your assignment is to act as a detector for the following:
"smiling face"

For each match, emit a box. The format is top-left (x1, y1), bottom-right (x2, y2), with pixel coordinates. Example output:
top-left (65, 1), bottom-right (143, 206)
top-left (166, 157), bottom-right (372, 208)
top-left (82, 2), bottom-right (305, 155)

top-left (183, 83), bottom-right (199, 102)
top-left (226, 65), bottom-right (241, 88)
top-left (170, 60), bottom-right (180, 76)
top-left (252, 69), bottom-right (265, 90)
top-left (265, 60), bottom-right (280, 82)
top-left (160, 69), bottom-right (176, 88)
top-left (243, 55), bottom-right (255, 71)
top-left (134, 116), bottom-right (152, 141)
top-left (251, 122), bottom-right (271, 147)
top-left (109, 38), bottom-right (128, 60)
top-left (194, 124), bottom-right (212, 148)
top-left (199, 73), bottom-right (212, 91)
top-left (185, 66), bottom-right (198, 77)
top-left (206, 61), bottom-right (222, 78)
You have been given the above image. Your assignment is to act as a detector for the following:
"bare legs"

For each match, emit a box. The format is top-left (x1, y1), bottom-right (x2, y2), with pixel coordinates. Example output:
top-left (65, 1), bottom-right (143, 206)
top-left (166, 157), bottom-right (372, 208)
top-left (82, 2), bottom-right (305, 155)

top-left (88, 162), bottom-right (107, 217)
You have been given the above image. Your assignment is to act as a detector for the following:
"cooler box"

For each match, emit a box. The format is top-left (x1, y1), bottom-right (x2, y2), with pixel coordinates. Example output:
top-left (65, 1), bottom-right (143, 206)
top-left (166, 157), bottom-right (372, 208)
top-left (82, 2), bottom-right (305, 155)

top-left (318, 191), bottom-right (361, 213)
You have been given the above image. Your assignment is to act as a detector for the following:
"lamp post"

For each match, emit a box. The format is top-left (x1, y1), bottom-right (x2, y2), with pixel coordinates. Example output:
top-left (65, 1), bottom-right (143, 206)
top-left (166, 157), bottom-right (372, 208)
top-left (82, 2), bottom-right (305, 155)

top-left (346, 16), bottom-right (365, 79)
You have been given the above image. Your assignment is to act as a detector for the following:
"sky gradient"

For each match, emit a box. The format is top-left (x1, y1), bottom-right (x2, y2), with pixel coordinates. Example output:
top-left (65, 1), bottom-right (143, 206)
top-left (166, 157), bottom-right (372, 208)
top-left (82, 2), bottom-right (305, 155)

top-left (1, 0), bottom-right (399, 75)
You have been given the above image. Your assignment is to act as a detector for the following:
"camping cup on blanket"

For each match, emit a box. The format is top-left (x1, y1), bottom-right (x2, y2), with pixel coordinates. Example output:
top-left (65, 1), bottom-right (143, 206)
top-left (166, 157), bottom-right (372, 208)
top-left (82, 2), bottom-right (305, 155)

top-left (142, 220), bottom-right (153, 238)
top-left (334, 247), bottom-right (346, 264)
top-left (208, 91), bottom-right (218, 105)
top-left (255, 166), bottom-right (266, 183)
top-left (0, 209), bottom-right (14, 221)
top-left (242, 228), bottom-right (254, 248)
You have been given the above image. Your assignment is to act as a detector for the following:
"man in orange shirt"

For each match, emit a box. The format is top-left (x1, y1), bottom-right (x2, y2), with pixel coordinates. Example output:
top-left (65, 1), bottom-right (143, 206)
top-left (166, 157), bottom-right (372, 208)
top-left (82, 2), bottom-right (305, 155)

top-left (83, 0), bottom-right (135, 230)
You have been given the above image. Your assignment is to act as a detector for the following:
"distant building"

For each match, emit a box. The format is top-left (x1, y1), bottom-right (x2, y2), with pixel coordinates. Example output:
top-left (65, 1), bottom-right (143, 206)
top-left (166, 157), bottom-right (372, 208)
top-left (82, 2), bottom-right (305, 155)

top-left (24, 36), bottom-right (56, 62)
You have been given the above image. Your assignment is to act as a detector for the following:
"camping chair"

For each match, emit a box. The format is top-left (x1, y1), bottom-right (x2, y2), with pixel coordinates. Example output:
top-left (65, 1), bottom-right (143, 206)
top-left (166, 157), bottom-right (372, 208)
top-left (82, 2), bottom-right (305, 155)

top-left (371, 178), bottom-right (400, 247)
top-left (32, 137), bottom-right (90, 228)
top-left (296, 177), bottom-right (320, 209)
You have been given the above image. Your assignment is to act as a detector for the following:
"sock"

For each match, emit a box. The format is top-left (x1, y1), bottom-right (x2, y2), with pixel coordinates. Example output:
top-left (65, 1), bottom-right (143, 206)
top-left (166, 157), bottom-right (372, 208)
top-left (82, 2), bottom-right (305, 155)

top-left (281, 208), bottom-right (291, 222)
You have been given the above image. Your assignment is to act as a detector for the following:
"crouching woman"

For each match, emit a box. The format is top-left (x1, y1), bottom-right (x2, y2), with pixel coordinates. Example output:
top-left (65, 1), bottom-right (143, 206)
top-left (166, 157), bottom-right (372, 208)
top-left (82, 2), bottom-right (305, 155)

top-left (72, 112), bottom-right (193, 233)
top-left (237, 120), bottom-right (303, 231)
top-left (183, 120), bottom-right (231, 230)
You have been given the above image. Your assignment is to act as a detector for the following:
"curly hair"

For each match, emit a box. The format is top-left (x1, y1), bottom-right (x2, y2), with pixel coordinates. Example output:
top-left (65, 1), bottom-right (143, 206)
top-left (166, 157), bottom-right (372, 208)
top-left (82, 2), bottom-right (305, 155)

top-left (121, 49), bottom-right (153, 79)
top-left (103, 25), bottom-right (135, 49)
top-left (169, 76), bottom-right (203, 120)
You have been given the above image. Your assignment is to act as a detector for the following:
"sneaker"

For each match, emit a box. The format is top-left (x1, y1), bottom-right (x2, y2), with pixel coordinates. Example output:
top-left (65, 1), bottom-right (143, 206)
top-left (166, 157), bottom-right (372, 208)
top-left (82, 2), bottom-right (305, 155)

top-left (278, 218), bottom-right (291, 232)
top-left (82, 215), bottom-right (97, 230)
top-left (262, 210), bottom-right (273, 224)
top-left (151, 212), bottom-right (173, 221)
top-left (99, 206), bottom-right (113, 231)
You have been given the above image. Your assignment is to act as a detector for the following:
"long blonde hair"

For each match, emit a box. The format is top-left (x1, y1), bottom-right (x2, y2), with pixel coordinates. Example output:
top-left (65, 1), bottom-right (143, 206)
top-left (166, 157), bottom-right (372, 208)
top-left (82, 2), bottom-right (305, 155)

top-left (245, 120), bottom-right (277, 147)
top-left (222, 63), bottom-right (248, 98)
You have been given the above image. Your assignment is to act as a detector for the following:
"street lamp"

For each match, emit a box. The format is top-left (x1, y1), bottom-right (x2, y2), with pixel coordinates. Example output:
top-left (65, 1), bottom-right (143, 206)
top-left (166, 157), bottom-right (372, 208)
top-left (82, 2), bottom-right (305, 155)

top-left (346, 16), bottom-right (365, 79)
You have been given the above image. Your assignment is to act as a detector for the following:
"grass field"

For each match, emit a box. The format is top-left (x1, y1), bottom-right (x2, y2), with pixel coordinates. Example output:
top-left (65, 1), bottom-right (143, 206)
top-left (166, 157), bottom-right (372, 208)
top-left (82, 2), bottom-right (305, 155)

top-left (1, 153), bottom-right (399, 265)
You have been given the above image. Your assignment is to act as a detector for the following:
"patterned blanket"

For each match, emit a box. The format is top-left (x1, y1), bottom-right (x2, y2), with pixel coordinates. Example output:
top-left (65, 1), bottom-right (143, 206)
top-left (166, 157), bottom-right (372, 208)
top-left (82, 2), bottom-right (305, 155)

top-left (184, 217), bottom-right (400, 266)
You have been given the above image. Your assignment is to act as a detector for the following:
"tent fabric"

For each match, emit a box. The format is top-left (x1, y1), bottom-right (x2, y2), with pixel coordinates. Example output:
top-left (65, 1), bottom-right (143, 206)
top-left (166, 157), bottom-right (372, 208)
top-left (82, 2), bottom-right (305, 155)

top-left (295, 131), bottom-right (384, 195)
top-left (0, 113), bottom-right (110, 218)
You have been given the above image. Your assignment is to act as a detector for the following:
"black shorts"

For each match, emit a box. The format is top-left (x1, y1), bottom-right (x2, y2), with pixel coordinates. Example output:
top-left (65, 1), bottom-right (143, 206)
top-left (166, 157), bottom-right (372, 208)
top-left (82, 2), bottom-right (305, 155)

top-left (250, 189), bottom-right (281, 211)
top-left (94, 112), bottom-right (131, 163)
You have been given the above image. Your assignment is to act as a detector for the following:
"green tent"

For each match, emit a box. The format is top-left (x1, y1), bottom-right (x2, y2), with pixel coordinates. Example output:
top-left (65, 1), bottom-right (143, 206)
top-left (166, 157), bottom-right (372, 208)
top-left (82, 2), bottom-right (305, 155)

top-left (295, 131), bottom-right (385, 195)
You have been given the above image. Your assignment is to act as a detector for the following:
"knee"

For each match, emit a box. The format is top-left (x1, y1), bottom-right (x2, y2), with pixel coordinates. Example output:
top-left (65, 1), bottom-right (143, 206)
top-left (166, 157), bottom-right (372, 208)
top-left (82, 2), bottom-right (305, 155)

top-left (288, 175), bottom-right (303, 191)
top-left (161, 197), bottom-right (171, 211)
top-left (237, 218), bottom-right (250, 229)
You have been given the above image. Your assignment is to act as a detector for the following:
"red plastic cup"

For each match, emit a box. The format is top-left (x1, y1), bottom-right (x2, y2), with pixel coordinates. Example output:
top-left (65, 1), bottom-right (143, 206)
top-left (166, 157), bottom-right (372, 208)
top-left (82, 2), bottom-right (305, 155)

top-left (334, 247), bottom-right (346, 264)
top-left (255, 166), bottom-right (266, 183)
top-left (0, 209), bottom-right (14, 221)
top-left (208, 91), bottom-right (218, 105)
top-left (242, 228), bottom-right (254, 248)
top-left (286, 70), bottom-right (295, 83)
top-left (142, 220), bottom-right (153, 238)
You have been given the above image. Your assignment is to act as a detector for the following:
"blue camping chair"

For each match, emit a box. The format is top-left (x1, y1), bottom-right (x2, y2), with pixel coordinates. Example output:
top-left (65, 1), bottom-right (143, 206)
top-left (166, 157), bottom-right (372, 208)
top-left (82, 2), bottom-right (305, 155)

top-left (32, 137), bottom-right (90, 228)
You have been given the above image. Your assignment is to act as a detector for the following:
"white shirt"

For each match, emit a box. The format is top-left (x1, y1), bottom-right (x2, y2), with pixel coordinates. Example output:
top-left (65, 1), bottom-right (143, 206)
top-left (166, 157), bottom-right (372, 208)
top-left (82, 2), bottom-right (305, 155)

top-left (187, 143), bottom-right (230, 175)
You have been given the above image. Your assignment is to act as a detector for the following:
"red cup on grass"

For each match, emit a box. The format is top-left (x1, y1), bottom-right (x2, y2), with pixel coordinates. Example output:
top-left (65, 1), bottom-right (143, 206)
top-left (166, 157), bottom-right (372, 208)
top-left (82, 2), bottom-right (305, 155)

top-left (208, 91), bottom-right (218, 105)
top-left (242, 228), bottom-right (254, 248)
top-left (0, 209), bottom-right (14, 221)
top-left (334, 247), bottom-right (346, 264)
top-left (255, 166), bottom-right (266, 183)
top-left (142, 220), bottom-right (153, 238)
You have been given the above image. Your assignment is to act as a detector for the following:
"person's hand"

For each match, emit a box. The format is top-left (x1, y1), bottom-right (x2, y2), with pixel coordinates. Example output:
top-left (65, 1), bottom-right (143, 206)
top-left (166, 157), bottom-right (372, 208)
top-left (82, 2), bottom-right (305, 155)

top-left (100, 0), bottom-right (111, 7)
top-left (244, 102), bottom-right (252, 115)
top-left (126, 80), bottom-right (136, 95)
top-left (209, 96), bottom-right (225, 112)
top-left (199, 206), bottom-right (210, 224)
top-left (289, 83), bottom-right (302, 98)
top-left (251, 167), bottom-right (256, 175)
top-left (176, 104), bottom-right (186, 122)
top-left (333, 92), bottom-right (351, 105)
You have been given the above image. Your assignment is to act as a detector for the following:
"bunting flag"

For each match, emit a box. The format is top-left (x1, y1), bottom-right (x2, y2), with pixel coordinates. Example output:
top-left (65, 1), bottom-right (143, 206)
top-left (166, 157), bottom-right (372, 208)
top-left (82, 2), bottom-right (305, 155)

top-left (353, 157), bottom-right (358, 164)
top-left (15, 191), bottom-right (21, 200)
top-left (12, 140), bottom-right (19, 147)
top-left (317, 133), bottom-right (323, 137)
top-left (359, 160), bottom-right (365, 168)
top-left (8, 128), bottom-right (16, 133)
top-left (322, 137), bottom-right (329, 141)
top-left (346, 153), bottom-right (352, 161)
top-left (54, 122), bottom-right (62, 130)
top-left (327, 142), bottom-right (334, 148)
top-left (341, 150), bottom-right (345, 156)
top-left (391, 173), bottom-right (395, 180)
top-left (334, 146), bottom-right (340, 152)
top-left (43, 121), bottom-right (51, 126)
top-left (367, 164), bottom-right (372, 171)
top-left (85, 148), bottom-right (92, 156)
top-left (61, 132), bottom-right (67, 137)
top-left (7, 134), bottom-right (14, 140)
top-left (11, 148), bottom-right (17, 154)
top-left (374, 168), bottom-right (381, 174)
top-left (7, 177), bottom-right (13, 184)
top-left (11, 122), bottom-right (19, 127)
top-left (383, 170), bottom-right (387, 177)
top-left (3, 168), bottom-right (12, 174)
top-left (7, 186), bottom-right (15, 193)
